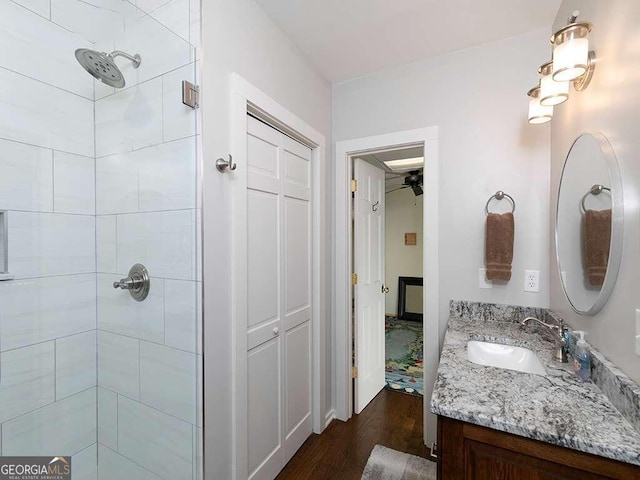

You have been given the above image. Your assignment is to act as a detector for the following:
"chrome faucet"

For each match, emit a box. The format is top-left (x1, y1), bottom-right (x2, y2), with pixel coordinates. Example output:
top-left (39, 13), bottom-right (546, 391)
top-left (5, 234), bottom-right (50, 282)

top-left (521, 316), bottom-right (569, 363)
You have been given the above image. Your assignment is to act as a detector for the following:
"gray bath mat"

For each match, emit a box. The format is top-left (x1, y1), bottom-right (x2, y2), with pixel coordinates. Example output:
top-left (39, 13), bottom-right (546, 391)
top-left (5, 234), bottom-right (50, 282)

top-left (361, 445), bottom-right (436, 480)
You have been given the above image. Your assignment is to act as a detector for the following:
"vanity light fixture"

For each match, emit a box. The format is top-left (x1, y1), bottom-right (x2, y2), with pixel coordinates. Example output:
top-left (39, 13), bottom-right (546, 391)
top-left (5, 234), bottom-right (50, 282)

top-left (539, 61), bottom-right (569, 106)
top-left (551, 11), bottom-right (596, 89)
top-left (527, 11), bottom-right (596, 125)
top-left (527, 85), bottom-right (553, 125)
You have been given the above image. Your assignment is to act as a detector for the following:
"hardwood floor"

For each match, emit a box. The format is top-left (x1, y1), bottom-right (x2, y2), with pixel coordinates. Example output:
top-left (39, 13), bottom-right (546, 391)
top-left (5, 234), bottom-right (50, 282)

top-left (276, 389), bottom-right (432, 480)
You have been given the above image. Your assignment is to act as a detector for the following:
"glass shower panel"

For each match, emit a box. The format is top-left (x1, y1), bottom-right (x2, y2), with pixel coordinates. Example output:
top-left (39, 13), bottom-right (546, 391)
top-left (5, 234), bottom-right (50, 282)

top-left (0, 1), bottom-right (202, 478)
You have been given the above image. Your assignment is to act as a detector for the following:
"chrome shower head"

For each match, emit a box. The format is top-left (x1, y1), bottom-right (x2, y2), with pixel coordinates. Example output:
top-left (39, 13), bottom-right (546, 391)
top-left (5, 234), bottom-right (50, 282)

top-left (75, 49), bottom-right (141, 88)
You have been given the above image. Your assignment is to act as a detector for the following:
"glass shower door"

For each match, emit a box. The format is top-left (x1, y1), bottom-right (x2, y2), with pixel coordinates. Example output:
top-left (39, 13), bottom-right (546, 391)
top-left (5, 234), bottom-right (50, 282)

top-left (0, 1), bottom-right (202, 478)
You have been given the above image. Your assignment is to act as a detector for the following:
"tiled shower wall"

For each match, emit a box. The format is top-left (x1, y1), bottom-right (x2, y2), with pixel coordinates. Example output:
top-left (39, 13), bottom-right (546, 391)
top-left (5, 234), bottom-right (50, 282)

top-left (93, 1), bottom-right (202, 479)
top-left (0, 1), bottom-right (202, 479)
top-left (0, 1), bottom-right (98, 477)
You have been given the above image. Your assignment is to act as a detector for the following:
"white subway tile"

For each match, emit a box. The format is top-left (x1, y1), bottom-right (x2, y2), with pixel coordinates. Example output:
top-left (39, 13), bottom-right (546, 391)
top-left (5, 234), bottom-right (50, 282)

top-left (195, 208), bottom-right (201, 281)
top-left (164, 279), bottom-right (201, 354)
top-left (115, 12), bottom-right (191, 89)
top-left (97, 273), bottom-right (164, 343)
top-left (51, 0), bottom-right (123, 44)
top-left (117, 396), bottom-right (193, 480)
top-left (138, 0), bottom-right (190, 43)
top-left (0, 274), bottom-right (96, 351)
top-left (12, 0), bottom-right (50, 18)
top-left (97, 387), bottom-right (117, 450)
top-left (139, 342), bottom-right (196, 424)
top-left (54, 151), bottom-right (95, 215)
top-left (56, 330), bottom-right (97, 400)
top-left (0, 2), bottom-right (93, 98)
top-left (196, 134), bottom-right (202, 208)
top-left (8, 212), bottom-right (95, 278)
top-left (0, 341), bottom-right (55, 423)
top-left (193, 426), bottom-right (203, 480)
top-left (97, 331), bottom-right (139, 400)
top-left (117, 210), bottom-right (196, 280)
top-left (0, 67), bottom-right (94, 157)
top-left (72, 443), bottom-right (98, 480)
top-left (190, 0), bottom-right (201, 52)
top-left (2, 388), bottom-right (97, 456)
top-left (95, 77), bottom-right (163, 158)
top-left (96, 153), bottom-right (139, 215)
top-left (98, 444), bottom-right (161, 480)
top-left (97, 137), bottom-right (196, 214)
top-left (97, 216), bottom-right (117, 273)
top-left (163, 64), bottom-right (197, 142)
top-left (0, 138), bottom-right (53, 212)
top-left (138, 138), bottom-right (196, 211)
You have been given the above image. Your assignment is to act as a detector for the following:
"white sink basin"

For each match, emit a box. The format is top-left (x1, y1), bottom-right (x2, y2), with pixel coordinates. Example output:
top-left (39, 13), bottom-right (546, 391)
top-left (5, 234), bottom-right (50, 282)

top-left (467, 340), bottom-right (546, 376)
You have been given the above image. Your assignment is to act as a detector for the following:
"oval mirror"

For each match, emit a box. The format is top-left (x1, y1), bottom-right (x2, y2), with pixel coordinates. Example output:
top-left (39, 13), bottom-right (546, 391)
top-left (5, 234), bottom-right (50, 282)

top-left (556, 132), bottom-right (623, 315)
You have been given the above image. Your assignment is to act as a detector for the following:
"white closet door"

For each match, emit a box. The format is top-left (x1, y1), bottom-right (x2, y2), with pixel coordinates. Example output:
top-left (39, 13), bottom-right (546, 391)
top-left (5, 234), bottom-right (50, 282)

top-left (281, 135), bottom-right (312, 464)
top-left (246, 116), bottom-right (312, 480)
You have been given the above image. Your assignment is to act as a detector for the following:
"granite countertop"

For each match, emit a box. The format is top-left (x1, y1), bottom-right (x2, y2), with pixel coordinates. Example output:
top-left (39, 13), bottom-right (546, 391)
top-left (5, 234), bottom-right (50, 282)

top-left (430, 312), bottom-right (640, 466)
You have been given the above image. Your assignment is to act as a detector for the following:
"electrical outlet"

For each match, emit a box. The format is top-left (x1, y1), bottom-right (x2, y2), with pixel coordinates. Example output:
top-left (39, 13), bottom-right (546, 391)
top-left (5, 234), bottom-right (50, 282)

top-left (524, 270), bottom-right (540, 292)
top-left (479, 268), bottom-right (492, 289)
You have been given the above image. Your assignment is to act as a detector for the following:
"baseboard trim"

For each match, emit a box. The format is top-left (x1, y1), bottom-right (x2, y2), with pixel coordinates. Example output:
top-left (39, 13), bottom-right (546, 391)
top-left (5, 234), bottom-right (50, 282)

top-left (324, 409), bottom-right (336, 429)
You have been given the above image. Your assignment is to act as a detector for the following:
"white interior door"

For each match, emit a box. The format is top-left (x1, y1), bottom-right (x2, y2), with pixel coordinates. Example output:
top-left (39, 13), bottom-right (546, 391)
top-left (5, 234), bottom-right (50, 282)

top-left (246, 115), bottom-right (312, 480)
top-left (353, 158), bottom-right (386, 414)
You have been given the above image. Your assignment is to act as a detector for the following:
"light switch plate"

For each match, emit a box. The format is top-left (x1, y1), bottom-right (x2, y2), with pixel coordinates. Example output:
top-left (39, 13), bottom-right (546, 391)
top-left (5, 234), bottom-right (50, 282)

top-left (524, 270), bottom-right (540, 292)
top-left (479, 268), bottom-right (492, 289)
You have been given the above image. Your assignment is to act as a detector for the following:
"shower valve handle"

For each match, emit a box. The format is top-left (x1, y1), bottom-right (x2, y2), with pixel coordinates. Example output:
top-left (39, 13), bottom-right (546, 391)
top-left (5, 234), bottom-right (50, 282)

top-left (112, 264), bottom-right (150, 302)
top-left (113, 276), bottom-right (140, 290)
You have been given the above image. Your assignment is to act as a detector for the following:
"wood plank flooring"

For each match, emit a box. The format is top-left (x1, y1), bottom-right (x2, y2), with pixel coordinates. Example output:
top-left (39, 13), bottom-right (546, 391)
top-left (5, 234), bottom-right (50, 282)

top-left (276, 389), bottom-right (432, 479)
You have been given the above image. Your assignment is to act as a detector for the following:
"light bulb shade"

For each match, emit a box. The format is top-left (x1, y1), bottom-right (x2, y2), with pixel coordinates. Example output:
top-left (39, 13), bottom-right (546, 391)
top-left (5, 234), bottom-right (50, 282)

top-left (528, 98), bottom-right (553, 124)
top-left (539, 62), bottom-right (570, 106)
top-left (551, 23), bottom-right (592, 82)
top-left (527, 86), bottom-right (552, 125)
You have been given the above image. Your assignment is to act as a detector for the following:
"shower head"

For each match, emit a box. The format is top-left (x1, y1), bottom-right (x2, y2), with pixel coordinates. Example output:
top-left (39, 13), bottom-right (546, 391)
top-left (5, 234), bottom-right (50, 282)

top-left (75, 49), bottom-right (142, 88)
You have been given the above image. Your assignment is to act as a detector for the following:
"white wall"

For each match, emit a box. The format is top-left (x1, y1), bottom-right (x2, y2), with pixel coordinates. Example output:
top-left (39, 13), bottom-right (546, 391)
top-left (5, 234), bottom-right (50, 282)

top-left (385, 189), bottom-right (424, 315)
top-left (333, 28), bottom-right (552, 346)
top-left (200, 0), bottom-right (332, 476)
top-left (550, 0), bottom-right (640, 383)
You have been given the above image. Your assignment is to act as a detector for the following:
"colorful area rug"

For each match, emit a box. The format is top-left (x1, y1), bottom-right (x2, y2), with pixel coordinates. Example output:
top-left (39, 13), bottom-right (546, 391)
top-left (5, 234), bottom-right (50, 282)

top-left (385, 317), bottom-right (424, 396)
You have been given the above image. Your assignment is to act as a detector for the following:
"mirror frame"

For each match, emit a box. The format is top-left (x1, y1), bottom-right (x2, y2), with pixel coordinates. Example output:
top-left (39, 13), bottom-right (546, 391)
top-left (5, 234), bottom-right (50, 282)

top-left (555, 132), bottom-right (624, 315)
top-left (397, 276), bottom-right (423, 321)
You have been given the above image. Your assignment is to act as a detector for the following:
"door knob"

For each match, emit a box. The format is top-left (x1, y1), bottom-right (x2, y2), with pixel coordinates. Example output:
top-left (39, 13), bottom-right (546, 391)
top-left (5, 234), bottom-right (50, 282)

top-left (113, 264), bottom-right (150, 302)
top-left (382, 285), bottom-right (390, 294)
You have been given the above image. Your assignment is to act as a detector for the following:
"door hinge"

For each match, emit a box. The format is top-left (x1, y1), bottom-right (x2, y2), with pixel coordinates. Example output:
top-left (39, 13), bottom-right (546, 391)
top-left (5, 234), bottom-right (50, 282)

top-left (352, 366), bottom-right (358, 378)
top-left (352, 273), bottom-right (358, 285)
top-left (351, 179), bottom-right (358, 192)
top-left (182, 80), bottom-right (200, 109)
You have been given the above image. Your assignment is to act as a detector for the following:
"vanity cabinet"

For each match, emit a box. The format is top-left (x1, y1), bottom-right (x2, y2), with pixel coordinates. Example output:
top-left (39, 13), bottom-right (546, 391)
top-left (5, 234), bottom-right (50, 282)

top-left (437, 416), bottom-right (640, 480)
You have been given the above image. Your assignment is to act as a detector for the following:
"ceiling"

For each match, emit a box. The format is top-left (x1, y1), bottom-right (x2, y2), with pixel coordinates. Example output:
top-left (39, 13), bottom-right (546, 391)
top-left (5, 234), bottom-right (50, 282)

top-left (254, 0), bottom-right (562, 83)
top-left (357, 146), bottom-right (424, 190)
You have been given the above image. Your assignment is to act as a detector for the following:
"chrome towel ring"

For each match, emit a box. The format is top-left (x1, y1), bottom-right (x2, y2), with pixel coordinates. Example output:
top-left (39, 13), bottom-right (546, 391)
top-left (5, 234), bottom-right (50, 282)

top-left (485, 191), bottom-right (516, 215)
top-left (580, 184), bottom-right (611, 213)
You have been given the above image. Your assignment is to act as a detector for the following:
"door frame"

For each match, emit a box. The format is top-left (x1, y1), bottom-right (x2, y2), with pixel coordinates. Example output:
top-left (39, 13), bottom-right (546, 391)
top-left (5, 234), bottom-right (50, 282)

top-left (229, 73), bottom-right (326, 480)
top-left (334, 127), bottom-right (440, 447)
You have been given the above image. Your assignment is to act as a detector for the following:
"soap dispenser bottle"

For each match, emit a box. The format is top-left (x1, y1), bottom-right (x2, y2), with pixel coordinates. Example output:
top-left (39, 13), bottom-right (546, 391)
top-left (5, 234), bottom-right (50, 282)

top-left (573, 331), bottom-right (591, 382)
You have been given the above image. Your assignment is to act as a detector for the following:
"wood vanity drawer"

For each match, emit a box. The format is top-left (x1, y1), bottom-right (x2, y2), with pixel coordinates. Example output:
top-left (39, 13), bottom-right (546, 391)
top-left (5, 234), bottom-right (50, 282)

top-left (437, 416), bottom-right (640, 479)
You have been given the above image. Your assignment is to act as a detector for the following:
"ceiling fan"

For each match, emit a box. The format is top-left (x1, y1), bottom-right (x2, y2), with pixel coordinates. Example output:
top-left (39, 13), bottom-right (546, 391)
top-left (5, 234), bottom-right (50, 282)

top-left (386, 170), bottom-right (423, 196)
